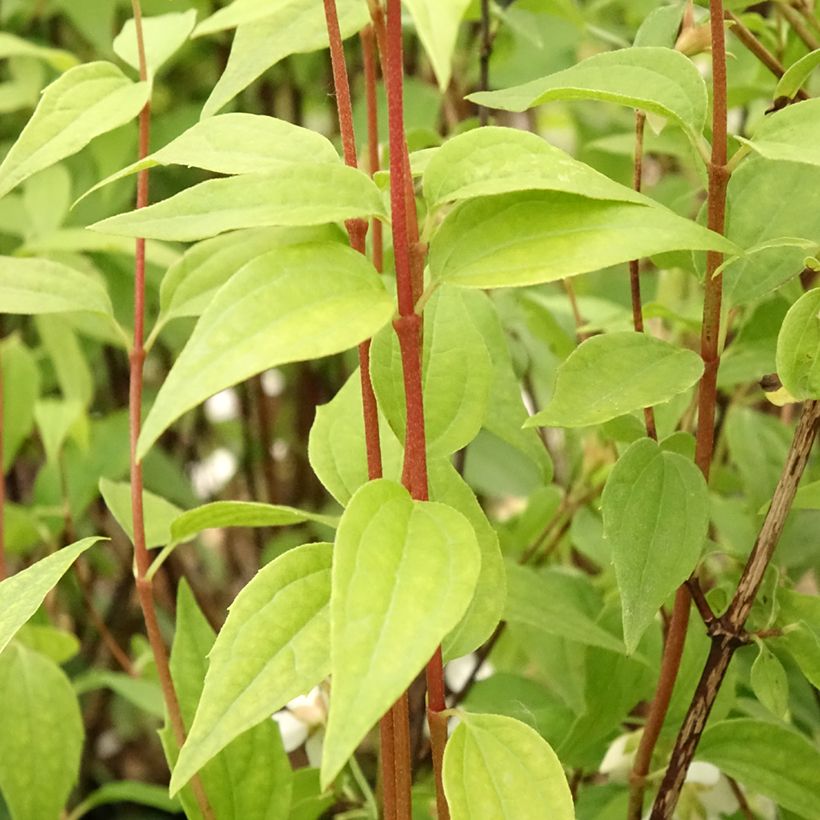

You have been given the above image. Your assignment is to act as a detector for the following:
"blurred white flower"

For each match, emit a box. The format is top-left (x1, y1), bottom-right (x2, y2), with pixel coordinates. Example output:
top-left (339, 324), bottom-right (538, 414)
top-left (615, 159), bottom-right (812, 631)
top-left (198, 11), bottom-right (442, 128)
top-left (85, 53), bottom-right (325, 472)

top-left (190, 447), bottom-right (238, 498)
top-left (273, 709), bottom-right (309, 753)
top-left (261, 368), bottom-right (285, 397)
top-left (271, 438), bottom-right (290, 461)
top-left (444, 654), bottom-right (493, 693)
top-left (272, 686), bottom-right (327, 755)
top-left (599, 731), bottom-right (640, 784)
top-left (204, 388), bottom-right (240, 423)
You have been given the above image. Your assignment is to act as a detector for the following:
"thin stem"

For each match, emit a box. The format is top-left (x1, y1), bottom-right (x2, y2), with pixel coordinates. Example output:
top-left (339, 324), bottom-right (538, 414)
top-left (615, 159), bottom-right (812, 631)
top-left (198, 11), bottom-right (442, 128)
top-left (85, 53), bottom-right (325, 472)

top-left (127, 4), bottom-right (212, 817)
top-left (362, 26), bottom-right (383, 273)
top-left (0, 344), bottom-right (5, 582)
top-left (478, 0), bottom-right (491, 125)
top-left (777, 1), bottom-right (820, 50)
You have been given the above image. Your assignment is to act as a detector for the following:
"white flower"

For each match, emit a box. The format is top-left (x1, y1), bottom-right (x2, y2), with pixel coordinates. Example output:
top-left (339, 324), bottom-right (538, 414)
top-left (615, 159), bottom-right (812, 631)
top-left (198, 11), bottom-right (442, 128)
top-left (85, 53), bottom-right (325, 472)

top-left (272, 686), bottom-right (327, 755)
top-left (190, 447), bottom-right (238, 498)
top-left (204, 388), bottom-right (240, 423)
top-left (599, 731), bottom-right (641, 784)
top-left (444, 654), bottom-right (493, 693)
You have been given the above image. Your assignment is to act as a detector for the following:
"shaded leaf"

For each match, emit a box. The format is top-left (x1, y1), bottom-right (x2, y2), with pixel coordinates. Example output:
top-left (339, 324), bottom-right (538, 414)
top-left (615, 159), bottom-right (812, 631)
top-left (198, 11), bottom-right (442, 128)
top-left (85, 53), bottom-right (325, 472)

top-left (99, 478), bottom-right (182, 549)
top-left (403, 0), bottom-right (471, 91)
top-left (776, 288), bottom-right (820, 401)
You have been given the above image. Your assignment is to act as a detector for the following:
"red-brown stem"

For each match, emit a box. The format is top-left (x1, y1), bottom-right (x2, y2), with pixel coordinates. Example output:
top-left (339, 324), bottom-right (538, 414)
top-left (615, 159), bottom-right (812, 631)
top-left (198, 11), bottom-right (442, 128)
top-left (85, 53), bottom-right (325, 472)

top-left (362, 26), bottom-right (383, 272)
top-left (127, 4), bottom-right (212, 817)
top-left (0, 345), bottom-right (5, 582)
top-left (384, 1), bottom-right (448, 816)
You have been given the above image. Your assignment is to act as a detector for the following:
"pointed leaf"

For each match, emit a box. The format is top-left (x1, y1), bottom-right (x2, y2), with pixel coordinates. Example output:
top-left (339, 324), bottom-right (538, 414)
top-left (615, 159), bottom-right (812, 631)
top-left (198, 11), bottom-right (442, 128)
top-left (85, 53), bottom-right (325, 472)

top-left (113, 10), bottom-right (196, 78)
top-left (526, 332), bottom-right (704, 429)
top-left (2, 337), bottom-right (40, 471)
top-left (776, 288), bottom-right (820, 401)
top-left (603, 438), bottom-right (708, 653)
top-left (776, 50), bottom-right (820, 102)
top-left (741, 98), bottom-right (820, 167)
top-left (90, 164), bottom-right (385, 242)
top-left (0, 62), bottom-right (149, 200)
top-left (0, 644), bottom-right (83, 820)
top-left (0, 32), bottom-right (78, 71)
top-left (66, 782), bottom-right (180, 820)
top-left (429, 191), bottom-right (736, 288)
top-left (750, 642), bottom-right (789, 719)
top-left (321, 479), bottom-right (480, 787)
top-left (423, 126), bottom-right (646, 209)
top-left (403, 0), bottom-right (471, 91)
top-left (99, 478), bottom-right (182, 548)
top-left (468, 47), bottom-right (707, 139)
top-left (34, 398), bottom-right (84, 465)
top-left (138, 242), bottom-right (393, 458)
top-left (0, 537), bottom-right (103, 655)
top-left (443, 712), bottom-right (574, 820)
top-left (171, 543), bottom-right (331, 795)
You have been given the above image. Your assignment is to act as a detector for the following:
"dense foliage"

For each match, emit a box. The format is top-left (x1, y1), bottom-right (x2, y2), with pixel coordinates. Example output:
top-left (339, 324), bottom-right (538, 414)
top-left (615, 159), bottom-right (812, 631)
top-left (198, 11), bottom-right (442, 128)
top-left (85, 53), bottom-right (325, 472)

top-left (0, 1), bottom-right (819, 819)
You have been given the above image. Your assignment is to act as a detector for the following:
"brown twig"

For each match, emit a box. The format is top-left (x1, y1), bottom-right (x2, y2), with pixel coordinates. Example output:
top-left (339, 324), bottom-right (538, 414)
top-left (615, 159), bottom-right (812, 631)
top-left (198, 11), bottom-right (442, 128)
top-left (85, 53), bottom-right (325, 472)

top-left (777, 1), bottom-right (820, 50)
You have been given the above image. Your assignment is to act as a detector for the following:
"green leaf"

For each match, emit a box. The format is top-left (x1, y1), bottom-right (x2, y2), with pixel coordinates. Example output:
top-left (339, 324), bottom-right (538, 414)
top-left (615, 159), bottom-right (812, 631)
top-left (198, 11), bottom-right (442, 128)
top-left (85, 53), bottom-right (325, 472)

top-left (602, 438), bottom-right (708, 653)
top-left (308, 370), bottom-right (403, 505)
top-left (776, 288), bottom-right (820, 401)
top-left (443, 712), bottom-right (574, 820)
top-left (504, 563), bottom-right (626, 653)
top-left (0, 62), bottom-right (149, 200)
top-left (170, 543), bottom-right (332, 795)
top-left (0, 644), bottom-right (83, 820)
top-left (321, 479), bottom-right (480, 787)
top-left (165, 581), bottom-right (293, 819)
top-left (36, 315), bottom-right (98, 406)
top-left (403, 0), bottom-right (471, 91)
top-left (81, 114), bottom-right (340, 203)
top-left (526, 332), bottom-right (704, 429)
top-left (0, 32), bottom-right (78, 71)
top-left (429, 192), bottom-right (736, 288)
top-left (697, 719), bottom-right (820, 820)
top-left (750, 641), bottom-right (789, 719)
top-left (113, 10), bottom-right (196, 78)
top-left (741, 98), bottom-right (820, 168)
top-left (74, 669), bottom-right (164, 718)
top-left (89, 164), bottom-right (385, 242)
top-left (634, 4), bottom-right (686, 48)
top-left (170, 501), bottom-right (338, 546)
top-left (467, 47), bottom-right (707, 139)
top-left (0, 537), bottom-right (102, 655)
top-left (0, 256), bottom-right (113, 317)
top-left (775, 50), bottom-right (820, 102)
top-left (422, 126), bottom-right (646, 209)
top-left (34, 398), bottom-right (84, 465)
top-left (138, 242), bottom-right (393, 458)
top-left (15, 624), bottom-right (80, 664)
top-left (371, 285), bottom-right (493, 457)
top-left (200, 0), bottom-right (369, 119)
top-left (99, 478), bottom-right (182, 548)
top-left (792, 478), bottom-right (820, 510)
top-left (66, 781), bottom-right (180, 820)
top-left (2, 336), bottom-right (40, 471)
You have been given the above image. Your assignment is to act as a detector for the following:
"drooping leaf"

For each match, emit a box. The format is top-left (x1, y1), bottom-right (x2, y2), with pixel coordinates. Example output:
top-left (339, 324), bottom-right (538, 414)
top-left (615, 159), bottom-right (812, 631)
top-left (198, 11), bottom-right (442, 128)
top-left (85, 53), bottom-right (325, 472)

top-left (0, 537), bottom-right (102, 655)
top-left (90, 164), bottom-right (384, 242)
top-left (15, 624), bottom-right (80, 665)
top-left (776, 288), bottom-right (820, 401)
top-left (81, 114), bottom-right (340, 202)
top-left (321, 479), bottom-right (480, 787)
top-left (113, 10), bottom-right (197, 78)
top-left (66, 781), bottom-right (180, 820)
top-left (0, 62), bottom-right (149, 200)
top-left (402, 0), bottom-right (471, 91)
top-left (526, 332), bottom-right (704, 429)
top-left (429, 191), bottom-right (736, 288)
top-left (750, 642), bottom-right (789, 719)
top-left (443, 712), bottom-right (574, 820)
top-left (0, 32), bottom-right (78, 71)
top-left (74, 670), bottom-right (164, 718)
top-left (200, 0), bottom-right (369, 119)
top-left (34, 398), bottom-right (84, 465)
top-left (696, 719), bottom-right (820, 820)
top-left (422, 126), bottom-right (646, 209)
top-left (164, 581), bottom-right (293, 819)
top-left (370, 285), bottom-right (493, 457)
top-left (35, 315), bottom-right (99, 406)
top-left (138, 242), bottom-right (393, 458)
top-left (602, 438), bottom-right (709, 653)
top-left (0, 644), bottom-right (84, 820)
top-left (99, 478), bottom-right (182, 548)
top-left (0, 256), bottom-right (113, 317)
top-left (1, 336), bottom-right (40, 471)
top-left (170, 543), bottom-right (332, 796)
top-left (468, 47), bottom-right (708, 139)
top-left (775, 50), bottom-right (820, 102)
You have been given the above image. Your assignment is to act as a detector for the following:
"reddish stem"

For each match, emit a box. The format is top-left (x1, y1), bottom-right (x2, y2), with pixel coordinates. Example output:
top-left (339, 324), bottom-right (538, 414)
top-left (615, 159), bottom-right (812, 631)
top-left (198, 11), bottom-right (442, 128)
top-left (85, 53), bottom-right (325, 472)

top-left (362, 26), bottom-right (383, 272)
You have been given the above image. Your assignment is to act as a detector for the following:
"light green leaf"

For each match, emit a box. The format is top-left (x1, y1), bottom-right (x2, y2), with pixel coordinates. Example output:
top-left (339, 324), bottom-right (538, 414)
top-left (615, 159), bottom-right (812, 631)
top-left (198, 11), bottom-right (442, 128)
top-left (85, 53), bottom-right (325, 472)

top-left (443, 712), bottom-right (574, 820)
top-left (403, 0), bottom-right (471, 91)
top-left (467, 47), bottom-right (707, 139)
top-left (36, 315), bottom-right (98, 406)
top-left (170, 501), bottom-right (338, 546)
top-left (171, 543), bottom-right (331, 795)
top-left (0, 537), bottom-right (102, 655)
top-left (776, 288), bottom-right (820, 401)
top-left (2, 336), bottom-right (40, 471)
top-left (697, 719), bottom-right (820, 820)
top-left (138, 242), bottom-right (393, 458)
top-left (90, 164), bottom-right (385, 242)
top-left (750, 642), bottom-right (789, 719)
top-left (526, 332), bottom-right (704, 429)
top-left (0, 62), bottom-right (149, 200)
top-left (0, 644), bottom-right (83, 820)
top-left (99, 478), bottom-right (182, 548)
top-left (81, 114), bottom-right (340, 203)
top-left (200, 0), bottom-right (369, 119)
top-left (74, 670), bottom-right (163, 718)
top-left (422, 126), bottom-right (646, 209)
top-left (164, 581), bottom-right (293, 820)
top-left (113, 10), bottom-right (196, 78)
top-left (740, 98), bottom-right (820, 168)
top-left (34, 398), bottom-right (84, 465)
top-left (775, 50), bottom-right (820, 102)
top-left (634, 4), bottom-right (685, 48)
top-left (504, 563), bottom-right (626, 653)
top-left (371, 285), bottom-right (493, 457)
top-left (602, 438), bottom-right (708, 653)
top-left (15, 624), bottom-right (80, 664)
top-left (157, 225), bottom-right (344, 329)
top-left (66, 781), bottom-right (179, 820)
top-left (0, 256), bottom-right (113, 317)
top-left (321, 479), bottom-right (480, 787)
top-left (429, 191), bottom-right (736, 288)
top-left (792, 478), bottom-right (820, 510)
top-left (0, 32), bottom-right (78, 71)
top-left (308, 370), bottom-right (403, 506)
